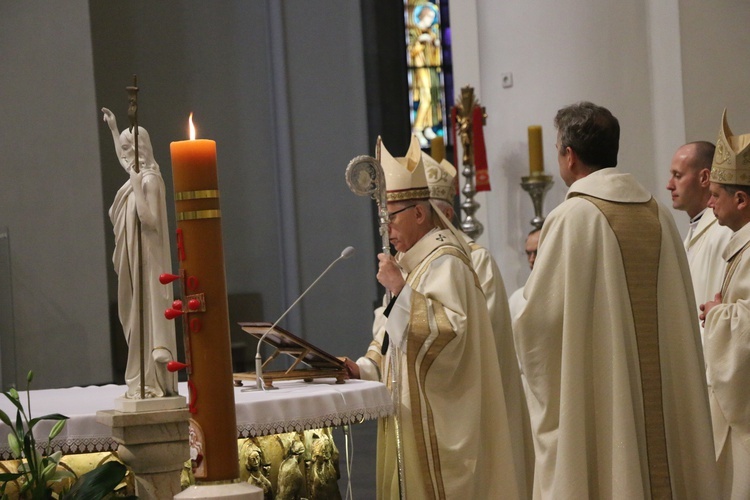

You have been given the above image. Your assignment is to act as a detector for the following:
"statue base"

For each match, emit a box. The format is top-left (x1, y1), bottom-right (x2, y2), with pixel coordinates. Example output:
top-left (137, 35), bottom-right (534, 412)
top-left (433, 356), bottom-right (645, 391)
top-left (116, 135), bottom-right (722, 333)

top-left (97, 406), bottom-right (191, 500)
top-left (115, 395), bottom-right (187, 413)
top-left (175, 483), bottom-right (263, 499)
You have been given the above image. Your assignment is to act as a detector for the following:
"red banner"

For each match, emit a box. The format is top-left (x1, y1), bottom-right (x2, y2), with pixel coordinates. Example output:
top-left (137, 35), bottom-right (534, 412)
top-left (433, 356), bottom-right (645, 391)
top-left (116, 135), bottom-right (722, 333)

top-left (473, 105), bottom-right (491, 192)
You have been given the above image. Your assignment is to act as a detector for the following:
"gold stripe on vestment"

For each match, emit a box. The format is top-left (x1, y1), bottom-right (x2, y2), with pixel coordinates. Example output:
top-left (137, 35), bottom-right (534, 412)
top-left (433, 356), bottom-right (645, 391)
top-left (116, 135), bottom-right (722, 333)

top-left (578, 195), bottom-right (671, 498)
top-left (364, 348), bottom-right (382, 380)
top-left (174, 189), bottom-right (219, 201)
top-left (176, 209), bottom-right (221, 221)
top-left (406, 244), bottom-right (472, 499)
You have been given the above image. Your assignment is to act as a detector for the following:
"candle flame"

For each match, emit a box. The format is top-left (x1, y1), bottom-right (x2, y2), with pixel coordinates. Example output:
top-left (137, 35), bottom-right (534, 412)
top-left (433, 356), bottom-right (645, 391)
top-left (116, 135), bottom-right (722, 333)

top-left (189, 113), bottom-right (196, 140)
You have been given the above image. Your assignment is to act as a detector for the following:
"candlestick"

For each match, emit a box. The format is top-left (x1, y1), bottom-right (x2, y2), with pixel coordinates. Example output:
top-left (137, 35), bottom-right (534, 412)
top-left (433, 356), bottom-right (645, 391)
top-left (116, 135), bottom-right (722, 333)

top-left (452, 86), bottom-right (485, 238)
top-left (528, 125), bottom-right (544, 176)
top-left (169, 119), bottom-right (239, 483)
top-left (521, 173), bottom-right (553, 230)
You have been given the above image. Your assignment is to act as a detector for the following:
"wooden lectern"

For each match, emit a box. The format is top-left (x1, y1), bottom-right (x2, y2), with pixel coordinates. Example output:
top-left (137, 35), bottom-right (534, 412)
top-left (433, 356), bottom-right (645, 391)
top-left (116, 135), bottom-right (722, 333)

top-left (234, 322), bottom-right (347, 389)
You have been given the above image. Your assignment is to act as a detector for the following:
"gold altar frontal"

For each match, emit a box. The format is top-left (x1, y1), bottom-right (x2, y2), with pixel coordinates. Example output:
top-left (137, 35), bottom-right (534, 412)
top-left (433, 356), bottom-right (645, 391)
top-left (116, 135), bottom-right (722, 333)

top-left (0, 380), bottom-right (392, 498)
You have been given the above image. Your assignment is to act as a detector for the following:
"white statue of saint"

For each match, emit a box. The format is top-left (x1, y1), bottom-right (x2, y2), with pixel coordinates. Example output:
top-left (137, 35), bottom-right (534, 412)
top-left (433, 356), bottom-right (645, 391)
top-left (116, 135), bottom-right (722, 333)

top-left (102, 107), bottom-right (177, 399)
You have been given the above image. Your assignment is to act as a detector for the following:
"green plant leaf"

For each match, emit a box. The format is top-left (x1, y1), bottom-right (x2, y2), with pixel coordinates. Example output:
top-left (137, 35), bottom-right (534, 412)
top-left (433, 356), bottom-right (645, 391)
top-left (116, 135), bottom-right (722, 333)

top-left (3, 389), bottom-right (25, 416)
top-left (61, 461), bottom-right (128, 500)
top-left (49, 467), bottom-right (75, 482)
top-left (7, 433), bottom-right (21, 458)
top-left (31, 449), bottom-right (44, 476)
top-left (0, 472), bottom-right (23, 482)
top-left (0, 408), bottom-right (13, 428)
top-left (26, 371), bottom-right (33, 384)
top-left (29, 413), bottom-right (68, 428)
top-left (41, 461), bottom-right (57, 482)
top-left (16, 413), bottom-right (25, 437)
top-left (49, 451), bottom-right (63, 464)
top-left (48, 419), bottom-right (67, 443)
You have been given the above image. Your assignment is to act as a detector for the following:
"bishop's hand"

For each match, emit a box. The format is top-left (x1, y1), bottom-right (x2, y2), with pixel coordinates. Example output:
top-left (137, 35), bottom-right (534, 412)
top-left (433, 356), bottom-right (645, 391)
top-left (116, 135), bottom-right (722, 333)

top-left (699, 292), bottom-right (722, 327)
top-left (377, 253), bottom-right (404, 297)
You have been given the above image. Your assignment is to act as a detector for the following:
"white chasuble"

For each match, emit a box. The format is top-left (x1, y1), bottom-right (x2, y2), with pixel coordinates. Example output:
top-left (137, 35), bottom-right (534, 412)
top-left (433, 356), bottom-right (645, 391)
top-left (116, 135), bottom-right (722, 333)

top-left (514, 168), bottom-right (719, 499)
top-left (466, 236), bottom-right (533, 499)
top-left (684, 209), bottom-right (732, 337)
top-left (704, 221), bottom-right (750, 499)
top-left (364, 229), bottom-right (519, 499)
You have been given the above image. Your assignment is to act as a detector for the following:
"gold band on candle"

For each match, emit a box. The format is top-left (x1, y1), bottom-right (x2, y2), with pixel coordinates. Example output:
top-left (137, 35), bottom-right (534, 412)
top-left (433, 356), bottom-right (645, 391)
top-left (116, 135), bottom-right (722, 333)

top-left (176, 209), bottom-right (222, 221)
top-left (175, 189), bottom-right (220, 201)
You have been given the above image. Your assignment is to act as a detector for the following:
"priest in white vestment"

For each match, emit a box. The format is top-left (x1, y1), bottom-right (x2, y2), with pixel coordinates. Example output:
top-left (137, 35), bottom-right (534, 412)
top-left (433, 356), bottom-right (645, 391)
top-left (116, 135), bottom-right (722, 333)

top-left (508, 228), bottom-right (540, 321)
top-left (345, 136), bottom-right (519, 499)
top-left (667, 141), bottom-right (732, 336)
top-left (423, 153), bottom-right (533, 499)
top-left (701, 110), bottom-right (750, 500)
top-left (514, 102), bottom-right (719, 499)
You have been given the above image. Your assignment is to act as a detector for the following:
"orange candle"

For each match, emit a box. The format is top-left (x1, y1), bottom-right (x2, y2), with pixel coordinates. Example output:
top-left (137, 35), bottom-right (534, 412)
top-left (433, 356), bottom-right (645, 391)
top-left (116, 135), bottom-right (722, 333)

top-left (528, 125), bottom-right (544, 175)
top-left (169, 116), bottom-right (239, 483)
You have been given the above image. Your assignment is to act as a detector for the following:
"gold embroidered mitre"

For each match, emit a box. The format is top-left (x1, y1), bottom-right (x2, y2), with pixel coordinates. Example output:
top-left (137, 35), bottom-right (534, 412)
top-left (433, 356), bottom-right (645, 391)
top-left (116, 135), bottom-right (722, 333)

top-left (423, 152), bottom-right (457, 203)
top-left (710, 109), bottom-right (750, 186)
top-left (381, 135), bottom-right (431, 202)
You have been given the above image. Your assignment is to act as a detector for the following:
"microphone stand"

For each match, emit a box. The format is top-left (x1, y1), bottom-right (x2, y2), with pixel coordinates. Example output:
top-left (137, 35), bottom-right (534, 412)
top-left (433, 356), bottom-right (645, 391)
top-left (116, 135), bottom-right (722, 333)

top-left (253, 247), bottom-right (355, 391)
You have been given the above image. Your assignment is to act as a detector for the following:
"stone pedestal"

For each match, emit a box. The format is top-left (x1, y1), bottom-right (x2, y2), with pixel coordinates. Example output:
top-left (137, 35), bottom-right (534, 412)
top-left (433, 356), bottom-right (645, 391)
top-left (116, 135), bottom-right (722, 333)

top-left (97, 406), bottom-right (191, 499)
top-left (175, 483), bottom-right (263, 499)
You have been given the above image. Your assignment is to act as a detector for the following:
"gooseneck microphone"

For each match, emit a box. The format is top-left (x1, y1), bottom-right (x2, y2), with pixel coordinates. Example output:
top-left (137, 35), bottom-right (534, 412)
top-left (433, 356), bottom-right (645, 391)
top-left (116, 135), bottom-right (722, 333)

top-left (253, 246), bottom-right (355, 390)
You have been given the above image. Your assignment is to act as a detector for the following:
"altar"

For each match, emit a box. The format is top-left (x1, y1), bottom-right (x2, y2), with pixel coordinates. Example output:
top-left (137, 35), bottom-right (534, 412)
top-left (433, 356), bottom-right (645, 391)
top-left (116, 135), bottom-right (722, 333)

top-left (0, 378), bottom-right (392, 460)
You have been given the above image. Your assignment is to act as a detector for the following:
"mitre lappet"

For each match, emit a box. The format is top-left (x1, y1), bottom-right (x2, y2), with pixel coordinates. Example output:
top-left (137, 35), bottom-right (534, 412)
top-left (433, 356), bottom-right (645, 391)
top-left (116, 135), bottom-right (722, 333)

top-left (710, 109), bottom-right (750, 186)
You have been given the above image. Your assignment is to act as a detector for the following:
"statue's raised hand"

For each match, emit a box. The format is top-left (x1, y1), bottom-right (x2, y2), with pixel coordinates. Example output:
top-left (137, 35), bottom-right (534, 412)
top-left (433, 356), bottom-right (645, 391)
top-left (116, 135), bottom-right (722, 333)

top-left (101, 107), bottom-right (118, 132)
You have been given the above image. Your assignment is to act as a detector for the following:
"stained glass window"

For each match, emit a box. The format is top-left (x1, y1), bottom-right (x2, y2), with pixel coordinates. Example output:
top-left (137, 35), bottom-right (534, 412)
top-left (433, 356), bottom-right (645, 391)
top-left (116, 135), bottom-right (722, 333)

top-left (404, 0), bottom-right (453, 150)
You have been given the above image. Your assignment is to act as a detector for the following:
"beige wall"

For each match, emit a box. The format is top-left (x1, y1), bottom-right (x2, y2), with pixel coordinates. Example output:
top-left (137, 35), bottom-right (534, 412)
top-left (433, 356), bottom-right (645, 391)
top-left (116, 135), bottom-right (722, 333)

top-left (679, 0), bottom-right (750, 141)
top-left (451, 0), bottom-right (750, 292)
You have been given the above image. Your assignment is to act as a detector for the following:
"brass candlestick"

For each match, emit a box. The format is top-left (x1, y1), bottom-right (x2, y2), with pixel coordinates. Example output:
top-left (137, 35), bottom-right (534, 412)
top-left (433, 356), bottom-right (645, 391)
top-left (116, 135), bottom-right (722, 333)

top-left (521, 173), bottom-right (553, 230)
top-left (453, 86), bottom-right (485, 239)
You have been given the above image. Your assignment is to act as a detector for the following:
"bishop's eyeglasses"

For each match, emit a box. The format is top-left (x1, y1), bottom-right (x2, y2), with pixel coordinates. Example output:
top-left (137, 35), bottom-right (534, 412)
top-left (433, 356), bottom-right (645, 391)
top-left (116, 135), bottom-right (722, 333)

top-left (387, 204), bottom-right (417, 222)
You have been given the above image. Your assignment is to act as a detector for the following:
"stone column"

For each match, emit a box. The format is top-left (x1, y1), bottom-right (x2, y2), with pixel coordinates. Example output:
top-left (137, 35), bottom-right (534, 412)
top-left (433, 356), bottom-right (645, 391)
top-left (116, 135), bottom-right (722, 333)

top-left (97, 407), bottom-right (190, 499)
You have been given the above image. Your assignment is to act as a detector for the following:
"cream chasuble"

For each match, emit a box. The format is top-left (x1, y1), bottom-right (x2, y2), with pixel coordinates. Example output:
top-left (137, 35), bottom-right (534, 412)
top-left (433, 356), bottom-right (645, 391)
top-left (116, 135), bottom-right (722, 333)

top-left (684, 208), bottom-right (732, 337)
top-left (359, 228), bottom-right (519, 499)
top-left (465, 235), bottom-right (533, 499)
top-left (514, 168), bottom-right (719, 499)
top-left (704, 221), bottom-right (750, 499)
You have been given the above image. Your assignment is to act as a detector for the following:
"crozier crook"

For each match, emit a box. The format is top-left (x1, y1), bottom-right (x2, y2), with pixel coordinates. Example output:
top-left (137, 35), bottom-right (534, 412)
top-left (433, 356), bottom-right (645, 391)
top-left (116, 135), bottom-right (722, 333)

top-left (346, 138), bottom-right (391, 299)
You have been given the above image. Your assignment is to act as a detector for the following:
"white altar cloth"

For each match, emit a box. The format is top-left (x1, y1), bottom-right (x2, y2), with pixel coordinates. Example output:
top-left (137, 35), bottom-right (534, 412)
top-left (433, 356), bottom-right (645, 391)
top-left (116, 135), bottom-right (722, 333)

top-left (0, 379), bottom-right (392, 460)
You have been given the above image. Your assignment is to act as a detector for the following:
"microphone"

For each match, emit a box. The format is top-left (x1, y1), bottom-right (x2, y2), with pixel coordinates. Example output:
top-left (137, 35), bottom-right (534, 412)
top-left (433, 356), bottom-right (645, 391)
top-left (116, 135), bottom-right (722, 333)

top-left (253, 246), bottom-right (355, 390)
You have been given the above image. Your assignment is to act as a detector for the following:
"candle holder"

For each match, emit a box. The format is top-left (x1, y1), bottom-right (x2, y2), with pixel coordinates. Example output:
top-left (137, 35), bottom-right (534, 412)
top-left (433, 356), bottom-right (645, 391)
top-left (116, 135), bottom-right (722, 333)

top-left (453, 86), bottom-right (487, 239)
top-left (521, 173), bottom-right (554, 230)
top-left (460, 174), bottom-right (483, 238)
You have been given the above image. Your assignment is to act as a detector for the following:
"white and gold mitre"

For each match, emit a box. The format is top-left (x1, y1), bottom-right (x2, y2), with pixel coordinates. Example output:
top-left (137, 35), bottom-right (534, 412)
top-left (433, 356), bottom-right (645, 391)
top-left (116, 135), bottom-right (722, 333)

top-left (711, 109), bottom-right (750, 186)
top-left (381, 135), bottom-right (431, 202)
top-left (422, 152), bottom-right (457, 203)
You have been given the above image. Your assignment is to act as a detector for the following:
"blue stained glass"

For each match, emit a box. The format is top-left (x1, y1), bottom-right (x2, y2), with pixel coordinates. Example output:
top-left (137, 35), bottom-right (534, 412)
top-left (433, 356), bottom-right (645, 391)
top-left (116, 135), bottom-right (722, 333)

top-left (405, 0), bottom-right (452, 150)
